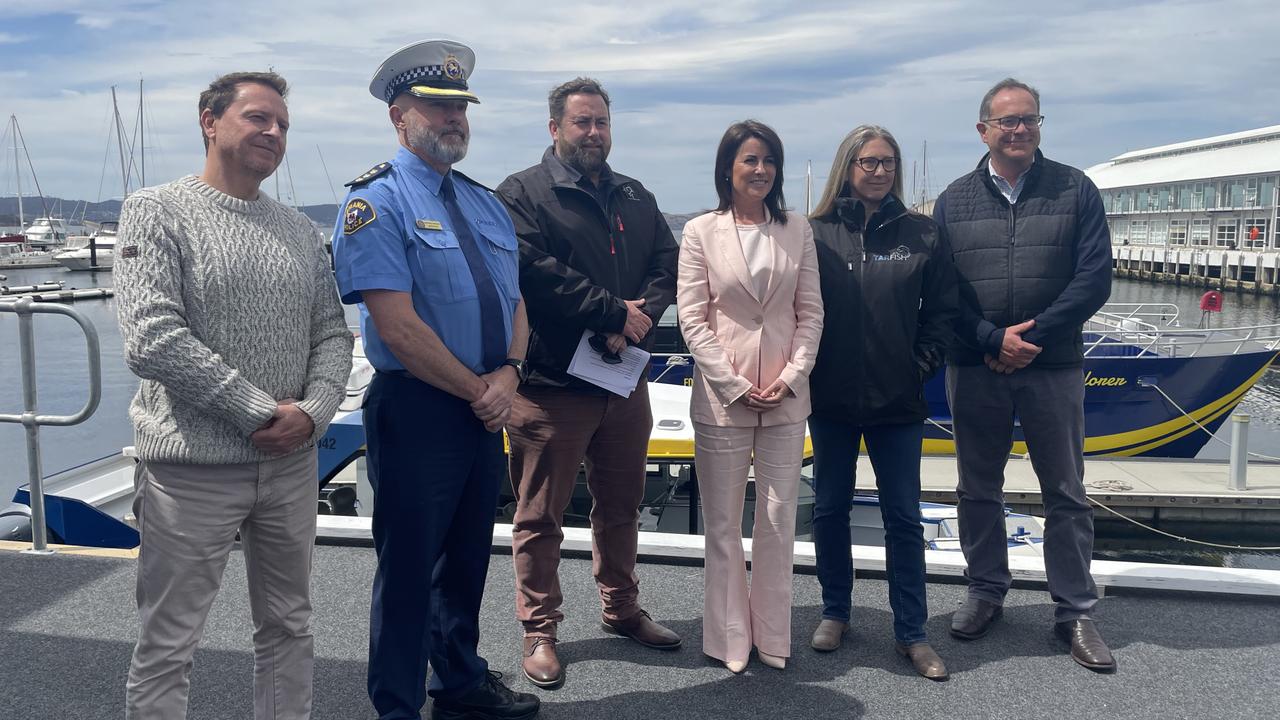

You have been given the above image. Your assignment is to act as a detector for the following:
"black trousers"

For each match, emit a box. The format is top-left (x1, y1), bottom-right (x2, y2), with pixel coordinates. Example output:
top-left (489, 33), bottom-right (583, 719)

top-left (364, 372), bottom-right (505, 720)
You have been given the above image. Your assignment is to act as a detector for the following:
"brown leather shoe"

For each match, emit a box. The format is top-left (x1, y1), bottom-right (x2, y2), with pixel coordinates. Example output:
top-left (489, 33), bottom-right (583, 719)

top-left (521, 636), bottom-right (564, 689)
top-left (601, 609), bottom-right (682, 649)
top-left (1055, 619), bottom-right (1117, 673)
top-left (895, 641), bottom-right (950, 681)
top-left (950, 597), bottom-right (1002, 640)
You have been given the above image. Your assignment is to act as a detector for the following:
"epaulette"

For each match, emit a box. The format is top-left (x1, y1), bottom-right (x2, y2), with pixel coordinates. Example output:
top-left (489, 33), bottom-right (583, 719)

top-left (452, 170), bottom-right (494, 194)
top-left (345, 162), bottom-right (392, 188)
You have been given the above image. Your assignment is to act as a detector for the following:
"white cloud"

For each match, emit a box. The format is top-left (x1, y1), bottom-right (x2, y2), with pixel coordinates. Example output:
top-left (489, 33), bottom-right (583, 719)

top-left (1, 0), bottom-right (1278, 212)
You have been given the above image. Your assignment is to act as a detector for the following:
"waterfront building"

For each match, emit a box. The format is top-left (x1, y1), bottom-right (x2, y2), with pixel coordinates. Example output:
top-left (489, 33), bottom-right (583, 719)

top-left (1086, 125), bottom-right (1280, 250)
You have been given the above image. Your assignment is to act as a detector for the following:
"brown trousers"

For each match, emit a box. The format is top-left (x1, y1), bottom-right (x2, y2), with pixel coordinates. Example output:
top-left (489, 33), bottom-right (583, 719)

top-left (507, 382), bottom-right (652, 637)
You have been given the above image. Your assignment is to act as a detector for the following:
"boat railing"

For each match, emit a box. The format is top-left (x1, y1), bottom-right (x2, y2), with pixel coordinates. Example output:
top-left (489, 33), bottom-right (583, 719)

top-left (1085, 302), bottom-right (1280, 358)
top-left (0, 297), bottom-right (102, 553)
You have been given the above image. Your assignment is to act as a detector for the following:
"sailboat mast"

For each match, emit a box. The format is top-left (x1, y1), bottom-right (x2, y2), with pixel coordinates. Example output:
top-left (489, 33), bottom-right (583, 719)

top-left (805, 160), bottom-right (812, 215)
top-left (138, 78), bottom-right (145, 189)
top-left (111, 87), bottom-right (130, 196)
top-left (12, 115), bottom-right (23, 225)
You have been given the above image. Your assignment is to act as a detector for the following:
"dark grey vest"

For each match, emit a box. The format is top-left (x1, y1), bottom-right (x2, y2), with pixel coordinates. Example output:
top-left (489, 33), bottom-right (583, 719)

top-left (940, 154), bottom-right (1084, 365)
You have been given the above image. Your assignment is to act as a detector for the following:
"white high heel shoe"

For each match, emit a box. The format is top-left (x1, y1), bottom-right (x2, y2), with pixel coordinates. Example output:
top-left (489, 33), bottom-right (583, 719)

top-left (757, 650), bottom-right (786, 669)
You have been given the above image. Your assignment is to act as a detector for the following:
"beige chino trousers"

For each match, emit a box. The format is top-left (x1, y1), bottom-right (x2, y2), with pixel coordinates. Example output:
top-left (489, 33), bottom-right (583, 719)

top-left (125, 449), bottom-right (318, 720)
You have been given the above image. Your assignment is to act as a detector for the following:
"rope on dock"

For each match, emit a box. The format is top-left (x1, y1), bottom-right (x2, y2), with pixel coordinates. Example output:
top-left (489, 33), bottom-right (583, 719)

top-left (1149, 383), bottom-right (1280, 462)
top-left (1087, 496), bottom-right (1280, 551)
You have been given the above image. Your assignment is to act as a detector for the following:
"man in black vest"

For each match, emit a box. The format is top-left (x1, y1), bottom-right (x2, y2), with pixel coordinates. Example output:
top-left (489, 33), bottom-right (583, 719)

top-left (933, 78), bottom-right (1115, 672)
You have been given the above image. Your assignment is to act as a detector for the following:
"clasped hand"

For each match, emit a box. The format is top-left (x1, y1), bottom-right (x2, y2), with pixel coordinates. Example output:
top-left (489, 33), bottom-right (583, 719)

top-left (739, 378), bottom-right (791, 412)
top-left (250, 399), bottom-right (315, 455)
top-left (985, 319), bottom-right (1041, 374)
top-left (471, 366), bottom-right (520, 432)
top-left (622, 298), bottom-right (652, 343)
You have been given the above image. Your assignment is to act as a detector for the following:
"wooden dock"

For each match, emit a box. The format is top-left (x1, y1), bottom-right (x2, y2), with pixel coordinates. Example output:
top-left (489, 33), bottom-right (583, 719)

top-left (1114, 244), bottom-right (1280, 295)
top-left (913, 454), bottom-right (1280, 524)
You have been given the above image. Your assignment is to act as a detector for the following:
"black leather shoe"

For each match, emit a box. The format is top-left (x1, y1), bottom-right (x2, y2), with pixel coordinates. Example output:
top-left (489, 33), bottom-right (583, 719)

top-left (1055, 619), bottom-right (1117, 673)
top-left (432, 671), bottom-right (541, 720)
top-left (949, 597), bottom-right (1003, 640)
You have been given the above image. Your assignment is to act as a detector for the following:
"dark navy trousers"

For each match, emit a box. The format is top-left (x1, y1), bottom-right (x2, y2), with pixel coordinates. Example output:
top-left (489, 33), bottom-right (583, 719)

top-left (809, 417), bottom-right (929, 645)
top-left (364, 372), bottom-right (504, 720)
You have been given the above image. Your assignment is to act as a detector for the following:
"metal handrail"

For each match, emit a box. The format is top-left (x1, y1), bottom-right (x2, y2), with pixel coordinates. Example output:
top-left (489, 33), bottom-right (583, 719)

top-left (0, 297), bottom-right (102, 554)
top-left (1083, 302), bottom-right (1280, 358)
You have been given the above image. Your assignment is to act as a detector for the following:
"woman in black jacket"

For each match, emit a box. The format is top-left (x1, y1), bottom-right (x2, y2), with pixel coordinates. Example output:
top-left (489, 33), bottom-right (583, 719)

top-left (806, 125), bottom-right (958, 680)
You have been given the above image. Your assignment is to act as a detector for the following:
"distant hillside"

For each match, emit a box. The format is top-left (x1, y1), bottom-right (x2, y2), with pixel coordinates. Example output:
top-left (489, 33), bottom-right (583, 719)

top-left (302, 205), bottom-right (699, 238)
top-left (0, 196), bottom-right (122, 224)
top-left (2, 196), bottom-right (698, 237)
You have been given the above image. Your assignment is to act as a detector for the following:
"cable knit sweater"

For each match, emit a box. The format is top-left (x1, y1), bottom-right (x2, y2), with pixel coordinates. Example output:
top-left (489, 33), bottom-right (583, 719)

top-left (114, 175), bottom-right (354, 464)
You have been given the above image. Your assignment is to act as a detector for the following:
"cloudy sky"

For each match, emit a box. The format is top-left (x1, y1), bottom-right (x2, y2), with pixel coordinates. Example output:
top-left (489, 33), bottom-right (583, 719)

top-left (1, 0), bottom-right (1278, 215)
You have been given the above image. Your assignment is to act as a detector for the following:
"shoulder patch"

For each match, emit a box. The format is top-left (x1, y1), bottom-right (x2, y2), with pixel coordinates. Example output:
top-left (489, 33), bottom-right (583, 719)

top-left (344, 162), bottom-right (392, 188)
top-left (451, 170), bottom-right (494, 194)
top-left (343, 198), bottom-right (377, 235)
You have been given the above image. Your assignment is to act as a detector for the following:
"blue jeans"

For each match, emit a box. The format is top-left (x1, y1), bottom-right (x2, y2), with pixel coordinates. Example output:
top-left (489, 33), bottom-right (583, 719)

top-left (809, 417), bottom-right (928, 645)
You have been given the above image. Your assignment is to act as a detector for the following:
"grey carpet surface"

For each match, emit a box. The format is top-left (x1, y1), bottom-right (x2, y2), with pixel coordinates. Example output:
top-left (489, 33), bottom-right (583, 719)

top-left (1, 544), bottom-right (1277, 719)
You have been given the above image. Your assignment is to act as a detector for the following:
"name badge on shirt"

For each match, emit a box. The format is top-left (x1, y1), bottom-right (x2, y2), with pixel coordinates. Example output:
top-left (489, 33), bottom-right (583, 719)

top-left (416, 219), bottom-right (444, 231)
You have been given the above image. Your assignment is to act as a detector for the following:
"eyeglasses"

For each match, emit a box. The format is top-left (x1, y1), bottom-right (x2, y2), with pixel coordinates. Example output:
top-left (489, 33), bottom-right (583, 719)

top-left (587, 333), bottom-right (622, 364)
top-left (854, 156), bottom-right (898, 173)
top-left (982, 114), bottom-right (1044, 131)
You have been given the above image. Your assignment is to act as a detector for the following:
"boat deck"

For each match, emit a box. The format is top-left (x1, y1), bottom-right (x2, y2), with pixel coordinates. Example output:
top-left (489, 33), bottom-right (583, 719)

top-left (2, 542), bottom-right (1276, 719)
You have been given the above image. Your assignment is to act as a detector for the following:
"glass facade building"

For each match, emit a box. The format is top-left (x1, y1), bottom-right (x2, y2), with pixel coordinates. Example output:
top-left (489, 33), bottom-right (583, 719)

top-left (1086, 127), bottom-right (1280, 250)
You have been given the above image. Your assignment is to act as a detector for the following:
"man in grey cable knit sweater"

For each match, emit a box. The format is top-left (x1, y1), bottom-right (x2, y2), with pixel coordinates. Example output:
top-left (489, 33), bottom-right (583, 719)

top-left (114, 71), bottom-right (353, 720)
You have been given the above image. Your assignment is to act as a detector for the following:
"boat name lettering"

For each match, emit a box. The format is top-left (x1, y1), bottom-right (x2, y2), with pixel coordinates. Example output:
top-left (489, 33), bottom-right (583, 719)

top-left (1083, 371), bottom-right (1127, 387)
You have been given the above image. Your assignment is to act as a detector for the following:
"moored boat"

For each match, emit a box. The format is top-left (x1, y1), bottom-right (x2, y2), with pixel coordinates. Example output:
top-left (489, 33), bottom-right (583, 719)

top-left (54, 221), bottom-right (117, 271)
top-left (649, 303), bottom-right (1280, 459)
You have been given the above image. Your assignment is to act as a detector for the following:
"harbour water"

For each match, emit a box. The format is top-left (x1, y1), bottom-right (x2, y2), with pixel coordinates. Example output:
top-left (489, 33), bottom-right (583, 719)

top-left (2, 265), bottom-right (1278, 568)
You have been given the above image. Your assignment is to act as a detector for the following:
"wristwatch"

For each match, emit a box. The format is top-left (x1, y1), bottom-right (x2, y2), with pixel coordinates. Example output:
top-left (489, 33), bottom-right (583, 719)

top-left (502, 358), bottom-right (528, 382)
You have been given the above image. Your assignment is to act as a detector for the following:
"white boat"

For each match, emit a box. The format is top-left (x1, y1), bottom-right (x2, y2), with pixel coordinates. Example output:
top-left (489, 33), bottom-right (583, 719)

top-left (0, 245), bottom-right (59, 269)
top-left (54, 221), bottom-right (117, 271)
top-left (21, 216), bottom-right (83, 250)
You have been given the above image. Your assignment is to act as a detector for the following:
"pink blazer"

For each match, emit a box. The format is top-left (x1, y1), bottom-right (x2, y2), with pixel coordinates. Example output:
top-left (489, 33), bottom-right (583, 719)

top-left (677, 209), bottom-right (824, 427)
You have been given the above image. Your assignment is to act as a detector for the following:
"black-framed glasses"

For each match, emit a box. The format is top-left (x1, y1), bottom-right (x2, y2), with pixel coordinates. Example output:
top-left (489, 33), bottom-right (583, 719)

top-left (854, 156), bottom-right (898, 173)
top-left (588, 333), bottom-right (622, 364)
top-left (982, 114), bottom-right (1044, 131)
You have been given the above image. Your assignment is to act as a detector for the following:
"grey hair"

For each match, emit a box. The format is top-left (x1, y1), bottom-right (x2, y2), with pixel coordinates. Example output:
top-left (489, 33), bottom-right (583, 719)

top-left (810, 125), bottom-right (904, 220)
top-left (979, 77), bottom-right (1040, 120)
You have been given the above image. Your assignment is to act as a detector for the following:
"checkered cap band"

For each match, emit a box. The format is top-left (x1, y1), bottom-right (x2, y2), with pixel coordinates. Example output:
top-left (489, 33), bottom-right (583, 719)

top-left (385, 65), bottom-right (465, 103)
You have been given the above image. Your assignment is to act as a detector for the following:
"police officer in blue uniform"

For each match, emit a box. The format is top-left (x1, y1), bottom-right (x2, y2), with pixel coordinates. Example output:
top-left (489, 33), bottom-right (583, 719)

top-left (331, 39), bottom-right (538, 720)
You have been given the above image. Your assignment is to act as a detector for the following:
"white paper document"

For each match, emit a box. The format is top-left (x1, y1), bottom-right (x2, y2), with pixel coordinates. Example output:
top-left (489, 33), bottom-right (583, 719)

top-left (566, 329), bottom-right (651, 397)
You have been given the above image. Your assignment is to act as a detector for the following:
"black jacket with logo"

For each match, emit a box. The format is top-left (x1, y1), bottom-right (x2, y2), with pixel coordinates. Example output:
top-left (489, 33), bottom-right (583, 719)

top-left (495, 147), bottom-right (678, 390)
top-left (808, 195), bottom-right (959, 425)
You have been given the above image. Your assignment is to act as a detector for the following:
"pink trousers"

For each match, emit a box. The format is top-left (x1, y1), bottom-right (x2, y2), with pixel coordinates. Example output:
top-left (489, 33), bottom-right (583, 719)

top-left (693, 420), bottom-right (806, 662)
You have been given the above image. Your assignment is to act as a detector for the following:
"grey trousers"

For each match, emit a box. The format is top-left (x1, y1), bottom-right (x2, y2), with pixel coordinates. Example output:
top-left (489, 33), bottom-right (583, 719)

top-left (125, 450), bottom-right (319, 720)
top-left (945, 364), bottom-right (1098, 621)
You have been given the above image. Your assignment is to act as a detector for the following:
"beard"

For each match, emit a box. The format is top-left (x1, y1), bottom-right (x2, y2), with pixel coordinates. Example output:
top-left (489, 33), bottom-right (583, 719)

top-left (408, 123), bottom-right (468, 165)
top-left (557, 137), bottom-right (610, 176)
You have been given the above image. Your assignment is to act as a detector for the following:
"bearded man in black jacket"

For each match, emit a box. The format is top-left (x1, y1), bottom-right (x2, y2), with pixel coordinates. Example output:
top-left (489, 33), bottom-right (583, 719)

top-left (495, 77), bottom-right (681, 690)
top-left (933, 78), bottom-right (1115, 673)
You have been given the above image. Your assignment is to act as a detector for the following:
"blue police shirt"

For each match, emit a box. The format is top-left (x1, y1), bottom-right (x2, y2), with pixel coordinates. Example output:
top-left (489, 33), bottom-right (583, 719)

top-left (332, 146), bottom-right (521, 374)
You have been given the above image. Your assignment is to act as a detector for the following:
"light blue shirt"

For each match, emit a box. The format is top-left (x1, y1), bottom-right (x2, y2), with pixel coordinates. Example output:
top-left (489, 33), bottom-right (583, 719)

top-left (987, 157), bottom-right (1034, 204)
top-left (332, 146), bottom-right (520, 373)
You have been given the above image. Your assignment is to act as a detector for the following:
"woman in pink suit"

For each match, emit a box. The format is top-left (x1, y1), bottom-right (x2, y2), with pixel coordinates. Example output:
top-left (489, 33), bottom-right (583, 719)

top-left (677, 120), bottom-right (824, 673)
